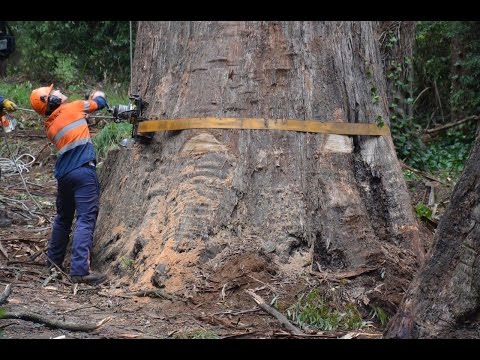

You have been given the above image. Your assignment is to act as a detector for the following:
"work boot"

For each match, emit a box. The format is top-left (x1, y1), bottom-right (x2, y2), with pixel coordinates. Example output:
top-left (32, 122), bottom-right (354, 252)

top-left (71, 271), bottom-right (107, 285)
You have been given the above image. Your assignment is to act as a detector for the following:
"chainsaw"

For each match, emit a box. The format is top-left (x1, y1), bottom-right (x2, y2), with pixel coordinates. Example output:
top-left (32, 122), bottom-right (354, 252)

top-left (0, 113), bottom-right (17, 133)
top-left (88, 94), bottom-right (154, 142)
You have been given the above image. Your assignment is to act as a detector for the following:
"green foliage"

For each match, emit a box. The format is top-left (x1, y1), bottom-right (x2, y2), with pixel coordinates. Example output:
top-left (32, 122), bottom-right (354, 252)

top-left (369, 305), bottom-right (389, 327)
top-left (403, 169), bottom-right (422, 182)
top-left (92, 122), bottom-right (132, 163)
top-left (287, 289), bottom-right (367, 331)
top-left (8, 21), bottom-right (134, 87)
top-left (385, 31), bottom-right (398, 49)
top-left (0, 81), bottom-right (34, 108)
top-left (389, 21), bottom-right (478, 181)
top-left (376, 115), bottom-right (385, 128)
top-left (415, 21), bottom-right (480, 120)
top-left (120, 256), bottom-right (135, 270)
top-left (415, 202), bottom-right (433, 220)
top-left (54, 55), bottom-right (77, 85)
top-left (370, 86), bottom-right (380, 105)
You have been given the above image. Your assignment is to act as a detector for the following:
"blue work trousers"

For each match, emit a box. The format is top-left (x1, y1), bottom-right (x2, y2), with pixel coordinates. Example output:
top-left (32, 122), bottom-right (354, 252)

top-left (47, 165), bottom-right (100, 276)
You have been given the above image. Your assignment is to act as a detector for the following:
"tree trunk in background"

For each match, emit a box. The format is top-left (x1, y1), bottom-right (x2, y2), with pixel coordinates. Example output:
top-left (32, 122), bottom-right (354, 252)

top-left (0, 59), bottom-right (6, 77)
top-left (386, 130), bottom-right (480, 338)
top-left (94, 22), bottom-right (426, 311)
top-left (377, 21), bottom-right (416, 123)
top-left (450, 32), bottom-right (467, 123)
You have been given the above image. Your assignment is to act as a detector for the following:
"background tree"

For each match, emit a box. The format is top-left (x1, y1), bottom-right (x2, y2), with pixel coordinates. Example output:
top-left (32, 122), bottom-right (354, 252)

top-left (376, 21), bottom-right (416, 124)
top-left (93, 22), bottom-right (428, 315)
top-left (397, 21), bottom-right (480, 178)
top-left (0, 21), bottom-right (15, 77)
top-left (385, 128), bottom-right (480, 338)
top-left (7, 21), bottom-right (133, 86)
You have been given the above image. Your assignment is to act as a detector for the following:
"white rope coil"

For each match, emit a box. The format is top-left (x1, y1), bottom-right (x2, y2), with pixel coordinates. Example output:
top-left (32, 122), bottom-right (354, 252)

top-left (0, 154), bottom-right (36, 177)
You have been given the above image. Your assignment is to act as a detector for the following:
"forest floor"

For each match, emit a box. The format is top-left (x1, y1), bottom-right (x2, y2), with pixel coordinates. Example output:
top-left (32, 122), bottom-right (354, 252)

top-left (0, 127), bottom-right (452, 340)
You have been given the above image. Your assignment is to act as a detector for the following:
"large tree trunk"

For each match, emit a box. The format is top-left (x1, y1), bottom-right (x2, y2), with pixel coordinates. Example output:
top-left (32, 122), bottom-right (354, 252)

top-left (385, 129), bottom-right (480, 338)
top-left (94, 22), bottom-right (426, 311)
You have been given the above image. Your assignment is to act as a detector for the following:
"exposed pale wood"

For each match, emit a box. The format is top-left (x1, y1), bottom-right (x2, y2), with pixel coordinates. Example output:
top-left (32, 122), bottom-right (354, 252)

top-left (245, 289), bottom-right (304, 336)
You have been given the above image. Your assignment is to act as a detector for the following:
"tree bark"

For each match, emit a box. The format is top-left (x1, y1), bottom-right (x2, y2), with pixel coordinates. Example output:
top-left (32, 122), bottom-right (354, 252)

top-left (385, 129), bottom-right (480, 338)
top-left (376, 21), bottom-right (416, 122)
top-left (0, 59), bottom-right (6, 77)
top-left (94, 22), bottom-right (426, 311)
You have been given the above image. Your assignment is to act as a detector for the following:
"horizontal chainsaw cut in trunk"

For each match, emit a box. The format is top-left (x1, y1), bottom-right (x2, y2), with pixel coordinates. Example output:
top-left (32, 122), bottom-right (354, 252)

top-left (94, 22), bottom-right (427, 310)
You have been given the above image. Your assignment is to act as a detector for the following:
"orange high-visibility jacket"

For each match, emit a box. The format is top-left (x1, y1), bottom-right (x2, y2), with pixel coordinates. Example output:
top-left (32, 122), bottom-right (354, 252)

top-left (45, 100), bottom-right (98, 154)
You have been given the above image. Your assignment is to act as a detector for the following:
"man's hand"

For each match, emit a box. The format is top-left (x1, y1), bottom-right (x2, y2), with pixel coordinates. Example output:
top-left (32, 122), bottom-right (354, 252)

top-left (2, 99), bottom-right (17, 112)
top-left (90, 91), bottom-right (105, 100)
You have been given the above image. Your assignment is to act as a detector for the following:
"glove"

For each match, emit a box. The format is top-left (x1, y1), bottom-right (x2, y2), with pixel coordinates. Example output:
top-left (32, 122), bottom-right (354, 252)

top-left (1, 99), bottom-right (17, 112)
top-left (90, 90), bottom-right (106, 100)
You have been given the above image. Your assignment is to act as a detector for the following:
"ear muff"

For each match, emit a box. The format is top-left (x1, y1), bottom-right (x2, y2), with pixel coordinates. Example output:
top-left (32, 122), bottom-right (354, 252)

top-left (45, 95), bottom-right (62, 115)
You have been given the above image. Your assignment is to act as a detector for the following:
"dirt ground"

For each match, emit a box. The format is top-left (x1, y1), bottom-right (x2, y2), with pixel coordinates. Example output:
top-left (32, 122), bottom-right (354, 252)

top-left (0, 127), bottom-right (447, 340)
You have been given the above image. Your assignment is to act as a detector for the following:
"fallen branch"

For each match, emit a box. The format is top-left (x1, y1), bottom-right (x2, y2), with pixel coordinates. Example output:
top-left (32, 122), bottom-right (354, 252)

top-left (425, 115), bottom-right (479, 134)
top-left (2, 311), bottom-right (111, 332)
top-left (245, 289), bottom-right (304, 336)
top-left (247, 274), bottom-right (279, 294)
top-left (0, 236), bottom-right (45, 243)
top-left (273, 330), bottom-right (340, 338)
top-left (220, 331), bottom-right (259, 339)
top-left (309, 266), bottom-right (378, 282)
top-left (0, 241), bottom-right (8, 259)
top-left (13, 134), bottom-right (46, 138)
top-left (273, 330), bottom-right (383, 339)
top-left (5, 260), bottom-right (47, 267)
top-left (212, 307), bottom-right (260, 316)
top-left (0, 283), bottom-right (12, 304)
top-left (42, 271), bottom-right (59, 287)
top-left (29, 247), bottom-right (47, 261)
top-left (400, 162), bottom-right (450, 186)
top-left (126, 289), bottom-right (176, 301)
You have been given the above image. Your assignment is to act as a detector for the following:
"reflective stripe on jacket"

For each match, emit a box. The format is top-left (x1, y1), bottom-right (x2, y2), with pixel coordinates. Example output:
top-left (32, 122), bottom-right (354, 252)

top-left (45, 100), bottom-right (98, 154)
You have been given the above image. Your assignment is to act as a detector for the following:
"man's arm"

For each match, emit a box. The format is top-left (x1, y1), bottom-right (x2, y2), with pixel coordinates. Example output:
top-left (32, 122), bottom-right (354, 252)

top-left (90, 90), bottom-right (106, 111)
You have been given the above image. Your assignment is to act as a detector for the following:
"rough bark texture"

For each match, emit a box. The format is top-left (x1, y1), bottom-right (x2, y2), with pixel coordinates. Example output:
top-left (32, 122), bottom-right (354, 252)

top-left (385, 130), bottom-right (480, 338)
top-left (450, 34), bottom-right (467, 122)
top-left (94, 22), bottom-right (425, 311)
top-left (377, 21), bottom-right (416, 121)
